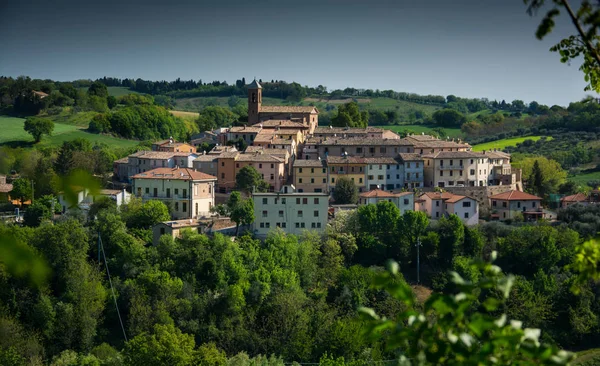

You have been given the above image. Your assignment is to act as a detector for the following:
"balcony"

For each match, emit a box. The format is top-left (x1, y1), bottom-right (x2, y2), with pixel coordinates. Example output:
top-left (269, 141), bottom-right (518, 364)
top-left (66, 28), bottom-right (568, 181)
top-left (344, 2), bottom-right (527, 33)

top-left (438, 165), bottom-right (464, 170)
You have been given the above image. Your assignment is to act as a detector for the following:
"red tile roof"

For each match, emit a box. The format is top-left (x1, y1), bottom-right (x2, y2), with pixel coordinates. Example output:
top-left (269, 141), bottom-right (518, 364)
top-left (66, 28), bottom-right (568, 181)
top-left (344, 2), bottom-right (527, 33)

top-left (259, 106), bottom-right (318, 113)
top-left (561, 193), bottom-right (588, 202)
top-left (0, 183), bottom-right (13, 193)
top-left (359, 189), bottom-right (397, 198)
top-left (489, 190), bottom-right (541, 201)
top-left (132, 167), bottom-right (216, 181)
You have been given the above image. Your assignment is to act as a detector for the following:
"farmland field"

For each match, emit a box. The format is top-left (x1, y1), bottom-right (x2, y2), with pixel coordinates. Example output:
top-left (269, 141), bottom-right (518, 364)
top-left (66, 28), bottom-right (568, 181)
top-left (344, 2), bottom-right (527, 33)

top-left (472, 136), bottom-right (548, 152)
top-left (169, 110), bottom-right (199, 120)
top-left (375, 124), bottom-right (463, 138)
top-left (0, 115), bottom-right (138, 149)
top-left (567, 171), bottom-right (600, 185)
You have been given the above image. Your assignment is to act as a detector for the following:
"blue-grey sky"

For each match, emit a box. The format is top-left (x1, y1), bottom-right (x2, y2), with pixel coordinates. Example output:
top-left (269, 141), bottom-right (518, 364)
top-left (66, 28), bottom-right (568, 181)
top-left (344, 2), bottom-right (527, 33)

top-left (0, 0), bottom-right (595, 106)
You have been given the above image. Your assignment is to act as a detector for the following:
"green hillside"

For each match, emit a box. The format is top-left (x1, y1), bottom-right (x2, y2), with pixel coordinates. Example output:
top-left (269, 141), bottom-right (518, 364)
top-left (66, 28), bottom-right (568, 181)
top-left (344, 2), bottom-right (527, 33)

top-left (0, 115), bottom-right (138, 149)
top-left (377, 124), bottom-right (463, 138)
top-left (77, 86), bottom-right (140, 97)
top-left (472, 136), bottom-right (548, 152)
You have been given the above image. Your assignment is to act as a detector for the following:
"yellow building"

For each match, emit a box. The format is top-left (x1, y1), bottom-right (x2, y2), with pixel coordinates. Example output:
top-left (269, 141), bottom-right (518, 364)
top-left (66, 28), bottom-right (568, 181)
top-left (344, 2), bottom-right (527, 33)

top-left (326, 156), bottom-right (367, 192)
top-left (293, 159), bottom-right (328, 193)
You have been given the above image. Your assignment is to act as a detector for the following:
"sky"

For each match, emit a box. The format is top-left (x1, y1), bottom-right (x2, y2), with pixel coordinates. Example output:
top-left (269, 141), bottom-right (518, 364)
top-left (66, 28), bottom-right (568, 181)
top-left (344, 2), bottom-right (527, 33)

top-left (0, 0), bottom-right (596, 106)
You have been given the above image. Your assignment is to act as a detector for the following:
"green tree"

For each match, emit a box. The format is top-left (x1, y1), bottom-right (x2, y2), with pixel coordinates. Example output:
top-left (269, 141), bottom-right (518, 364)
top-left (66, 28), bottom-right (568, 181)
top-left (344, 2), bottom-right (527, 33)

top-left (23, 200), bottom-right (52, 227)
top-left (333, 177), bottom-right (358, 204)
top-left (437, 214), bottom-right (465, 268)
top-left (87, 81), bottom-right (108, 98)
top-left (23, 117), bottom-right (54, 143)
top-left (514, 156), bottom-right (566, 197)
top-left (235, 166), bottom-right (269, 194)
top-left (228, 192), bottom-right (254, 235)
top-left (10, 178), bottom-right (32, 205)
top-left (196, 106), bottom-right (239, 132)
top-left (123, 199), bottom-right (170, 229)
top-left (331, 102), bottom-right (368, 128)
top-left (398, 210), bottom-right (430, 264)
top-left (432, 108), bottom-right (467, 127)
top-left (123, 324), bottom-right (196, 366)
top-left (529, 160), bottom-right (545, 197)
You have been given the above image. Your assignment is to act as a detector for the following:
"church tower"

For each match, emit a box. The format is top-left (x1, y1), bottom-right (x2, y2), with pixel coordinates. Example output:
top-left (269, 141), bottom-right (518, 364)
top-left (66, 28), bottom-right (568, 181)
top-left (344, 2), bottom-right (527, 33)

top-left (247, 79), bottom-right (262, 124)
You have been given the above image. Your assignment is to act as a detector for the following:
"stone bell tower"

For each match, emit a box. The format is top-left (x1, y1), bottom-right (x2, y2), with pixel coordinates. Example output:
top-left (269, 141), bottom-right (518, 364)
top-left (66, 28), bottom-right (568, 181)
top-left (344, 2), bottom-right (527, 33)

top-left (247, 79), bottom-right (262, 124)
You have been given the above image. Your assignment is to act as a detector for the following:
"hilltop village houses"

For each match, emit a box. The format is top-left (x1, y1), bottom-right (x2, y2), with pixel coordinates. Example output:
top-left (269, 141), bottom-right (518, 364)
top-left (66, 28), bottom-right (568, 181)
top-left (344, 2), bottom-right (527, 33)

top-left (108, 79), bottom-right (538, 237)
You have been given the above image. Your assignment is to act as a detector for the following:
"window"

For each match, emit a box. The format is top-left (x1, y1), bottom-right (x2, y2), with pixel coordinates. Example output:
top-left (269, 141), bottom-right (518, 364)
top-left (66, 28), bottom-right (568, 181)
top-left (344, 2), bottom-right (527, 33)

top-left (502, 202), bottom-right (507, 208)
top-left (175, 202), bottom-right (179, 211)
top-left (450, 160), bottom-right (453, 166)
top-left (183, 189), bottom-right (187, 198)
top-left (380, 147), bottom-right (386, 153)
top-left (436, 212), bottom-right (439, 218)
top-left (221, 162), bottom-right (225, 167)
top-left (470, 169), bottom-right (475, 175)
top-left (260, 223), bottom-right (265, 228)
top-left (295, 223), bottom-right (300, 228)
top-left (322, 168), bottom-right (326, 174)
top-left (369, 147), bottom-right (375, 153)
top-left (271, 164), bottom-right (274, 168)
top-left (303, 198), bottom-right (308, 204)
top-left (404, 199), bottom-right (409, 205)
top-left (281, 222), bottom-right (286, 228)
top-left (296, 198), bottom-right (301, 204)
top-left (449, 171), bottom-right (453, 176)
top-left (436, 201), bottom-right (440, 207)
top-left (416, 162), bottom-right (420, 168)
top-left (359, 178), bottom-right (363, 183)
top-left (311, 168), bottom-right (314, 173)
top-left (311, 223), bottom-right (316, 228)
top-left (416, 173), bottom-right (419, 178)
top-left (314, 198), bottom-right (319, 204)
top-left (265, 223), bottom-right (270, 228)
top-left (270, 174), bottom-right (274, 180)
top-left (459, 170), bottom-right (463, 176)
top-left (323, 178), bottom-right (326, 183)
top-left (314, 210), bottom-right (319, 217)
top-left (356, 147), bottom-right (363, 153)
top-left (316, 223), bottom-right (321, 228)
top-left (459, 160), bottom-right (463, 166)
top-left (532, 202), bottom-right (537, 208)
top-left (332, 178), bottom-right (335, 183)
top-left (464, 212), bottom-right (469, 218)
top-left (182, 202), bottom-right (187, 212)
top-left (440, 171), bottom-right (444, 177)
top-left (175, 189), bottom-right (179, 195)
top-left (299, 168), bottom-right (303, 173)
top-left (236, 163), bottom-right (239, 168)
top-left (282, 198), bottom-right (286, 204)
top-left (279, 210), bottom-right (284, 217)
top-left (470, 159), bottom-right (474, 164)
top-left (517, 202), bottom-right (521, 208)
top-left (387, 174), bottom-right (390, 179)
top-left (378, 175), bottom-right (384, 180)
top-left (221, 173), bottom-right (225, 179)
top-left (263, 198), bottom-right (268, 204)
top-left (298, 210), bottom-right (303, 217)
top-left (462, 201), bottom-right (471, 207)
top-left (368, 175), bottom-right (374, 180)
top-left (492, 200), bottom-right (497, 207)
top-left (262, 210), bottom-right (268, 217)
top-left (301, 222), bottom-right (305, 228)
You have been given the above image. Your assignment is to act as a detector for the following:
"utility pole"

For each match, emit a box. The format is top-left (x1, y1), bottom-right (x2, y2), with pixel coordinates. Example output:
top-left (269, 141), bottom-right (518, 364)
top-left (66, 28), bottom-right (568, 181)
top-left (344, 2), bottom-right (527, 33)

top-left (416, 236), bottom-right (421, 284)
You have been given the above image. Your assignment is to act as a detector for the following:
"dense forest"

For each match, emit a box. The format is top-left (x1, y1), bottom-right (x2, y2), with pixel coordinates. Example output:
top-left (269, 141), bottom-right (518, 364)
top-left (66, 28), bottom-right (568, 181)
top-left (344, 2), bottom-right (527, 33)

top-left (0, 193), bottom-right (599, 365)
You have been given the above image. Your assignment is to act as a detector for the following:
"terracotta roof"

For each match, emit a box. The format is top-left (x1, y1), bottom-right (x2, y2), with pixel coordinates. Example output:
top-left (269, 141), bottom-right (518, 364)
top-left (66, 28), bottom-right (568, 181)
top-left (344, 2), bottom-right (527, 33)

top-left (420, 192), bottom-right (455, 200)
top-left (275, 129), bottom-right (303, 135)
top-left (561, 193), bottom-right (588, 202)
top-left (32, 90), bottom-right (49, 98)
top-left (158, 219), bottom-right (204, 229)
top-left (217, 151), bottom-right (240, 159)
top-left (194, 155), bottom-right (219, 162)
top-left (365, 157), bottom-right (399, 164)
top-left (422, 151), bottom-right (480, 159)
top-left (99, 189), bottom-right (122, 195)
top-left (229, 126), bottom-right (262, 133)
top-left (259, 106), bottom-right (317, 113)
top-left (253, 120), bottom-right (309, 128)
top-left (404, 134), bottom-right (440, 142)
top-left (208, 146), bottom-right (237, 154)
top-left (129, 151), bottom-right (196, 159)
top-left (132, 167), bottom-right (216, 181)
top-left (445, 194), bottom-right (469, 203)
top-left (245, 146), bottom-right (289, 157)
top-left (294, 159), bottom-right (325, 168)
top-left (360, 189), bottom-right (414, 198)
top-left (270, 138), bottom-right (294, 145)
top-left (486, 151), bottom-right (511, 159)
top-left (398, 153), bottom-right (423, 161)
top-left (489, 190), bottom-right (541, 201)
top-left (313, 126), bottom-right (384, 135)
top-left (326, 156), bottom-right (367, 164)
top-left (306, 137), bottom-right (412, 146)
top-left (0, 183), bottom-right (13, 193)
top-left (235, 153), bottom-right (284, 163)
top-left (114, 157), bottom-right (129, 164)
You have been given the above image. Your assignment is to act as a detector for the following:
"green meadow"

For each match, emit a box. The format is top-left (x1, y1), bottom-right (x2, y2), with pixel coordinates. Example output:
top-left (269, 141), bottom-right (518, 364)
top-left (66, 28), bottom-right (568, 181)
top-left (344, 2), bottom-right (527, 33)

top-left (472, 136), bottom-right (548, 152)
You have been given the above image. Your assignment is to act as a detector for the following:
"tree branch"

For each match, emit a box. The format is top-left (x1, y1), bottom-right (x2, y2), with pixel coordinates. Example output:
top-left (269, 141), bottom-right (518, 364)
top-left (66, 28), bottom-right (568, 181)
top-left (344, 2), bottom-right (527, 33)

top-left (560, 0), bottom-right (600, 66)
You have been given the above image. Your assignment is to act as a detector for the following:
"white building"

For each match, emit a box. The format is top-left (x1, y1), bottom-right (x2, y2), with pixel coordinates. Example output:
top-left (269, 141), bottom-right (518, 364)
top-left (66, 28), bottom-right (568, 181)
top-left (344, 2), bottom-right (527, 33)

top-left (252, 185), bottom-right (329, 238)
top-left (415, 191), bottom-right (479, 225)
top-left (358, 189), bottom-right (414, 214)
top-left (58, 189), bottom-right (131, 214)
top-left (365, 157), bottom-right (403, 191)
top-left (124, 151), bottom-right (198, 182)
top-left (132, 167), bottom-right (217, 219)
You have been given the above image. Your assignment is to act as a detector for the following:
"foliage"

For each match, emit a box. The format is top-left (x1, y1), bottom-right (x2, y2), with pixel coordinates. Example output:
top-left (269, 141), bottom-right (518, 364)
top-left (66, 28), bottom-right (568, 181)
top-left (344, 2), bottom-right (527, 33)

top-left (122, 198), bottom-right (170, 229)
top-left (23, 200), bottom-right (52, 227)
top-left (235, 166), bottom-right (269, 194)
top-left (227, 191), bottom-right (255, 235)
top-left (432, 108), bottom-right (466, 127)
top-left (359, 257), bottom-right (575, 365)
top-left (513, 156), bottom-right (567, 197)
top-left (23, 117), bottom-right (54, 143)
top-left (10, 178), bottom-right (32, 204)
top-left (124, 324), bottom-right (196, 366)
top-left (331, 102), bottom-right (368, 128)
top-left (333, 177), bottom-right (358, 204)
top-left (196, 106), bottom-right (239, 131)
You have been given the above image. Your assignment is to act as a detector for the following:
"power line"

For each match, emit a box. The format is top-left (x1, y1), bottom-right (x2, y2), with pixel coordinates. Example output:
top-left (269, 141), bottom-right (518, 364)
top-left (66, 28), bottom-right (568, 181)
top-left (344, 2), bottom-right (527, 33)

top-left (98, 233), bottom-right (128, 342)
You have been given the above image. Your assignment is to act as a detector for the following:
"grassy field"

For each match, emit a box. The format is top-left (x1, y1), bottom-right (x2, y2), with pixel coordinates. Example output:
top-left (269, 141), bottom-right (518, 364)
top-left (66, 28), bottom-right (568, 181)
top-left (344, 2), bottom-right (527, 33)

top-left (568, 171), bottom-right (600, 185)
top-left (375, 124), bottom-right (463, 138)
top-left (169, 110), bottom-right (199, 120)
top-left (472, 136), bottom-right (547, 152)
top-left (0, 115), bottom-right (138, 149)
top-left (574, 348), bottom-right (600, 364)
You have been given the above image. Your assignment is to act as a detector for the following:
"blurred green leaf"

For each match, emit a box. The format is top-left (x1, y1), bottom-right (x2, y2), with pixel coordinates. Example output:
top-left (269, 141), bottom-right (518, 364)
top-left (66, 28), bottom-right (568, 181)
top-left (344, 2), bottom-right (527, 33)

top-left (0, 231), bottom-right (50, 287)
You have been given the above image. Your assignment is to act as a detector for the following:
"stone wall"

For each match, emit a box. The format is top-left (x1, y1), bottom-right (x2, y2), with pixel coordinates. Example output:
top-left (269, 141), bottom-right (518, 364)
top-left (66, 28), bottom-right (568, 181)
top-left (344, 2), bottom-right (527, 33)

top-left (421, 185), bottom-right (516, 209)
